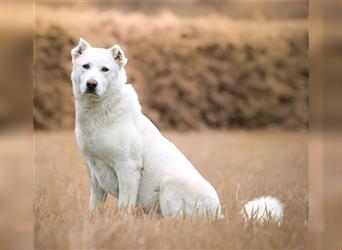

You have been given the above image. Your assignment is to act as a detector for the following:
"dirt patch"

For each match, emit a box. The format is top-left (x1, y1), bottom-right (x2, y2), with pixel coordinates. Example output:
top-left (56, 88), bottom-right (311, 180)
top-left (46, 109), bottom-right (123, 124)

top-left (34, 8), bottom-right (308, 130)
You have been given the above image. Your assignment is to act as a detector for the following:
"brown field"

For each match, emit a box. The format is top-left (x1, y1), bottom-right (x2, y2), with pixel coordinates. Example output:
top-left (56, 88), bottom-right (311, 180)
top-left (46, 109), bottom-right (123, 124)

top-left (33, 3), bottom-right (309, 249)
top-left (34, 130), bottom-right (308, 249)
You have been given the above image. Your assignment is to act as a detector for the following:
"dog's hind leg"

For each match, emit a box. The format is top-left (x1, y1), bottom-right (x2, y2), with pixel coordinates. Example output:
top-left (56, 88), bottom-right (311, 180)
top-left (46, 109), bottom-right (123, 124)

top-left (158, 176), bottom-right (185, 217)
top-left (159, 175), bottom-right (221, 218)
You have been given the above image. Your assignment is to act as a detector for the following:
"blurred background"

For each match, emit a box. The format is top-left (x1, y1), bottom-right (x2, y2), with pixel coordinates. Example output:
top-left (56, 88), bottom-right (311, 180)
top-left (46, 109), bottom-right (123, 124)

top-left (0, 3), bottom-right (33, 250)
top-left (34, 1), bottom-right (308, 131)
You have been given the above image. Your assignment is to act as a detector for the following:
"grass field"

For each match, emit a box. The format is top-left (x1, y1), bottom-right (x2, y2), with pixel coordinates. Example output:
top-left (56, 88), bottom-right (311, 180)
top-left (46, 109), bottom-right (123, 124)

top-left (34, 130), bottom-right (308, 249)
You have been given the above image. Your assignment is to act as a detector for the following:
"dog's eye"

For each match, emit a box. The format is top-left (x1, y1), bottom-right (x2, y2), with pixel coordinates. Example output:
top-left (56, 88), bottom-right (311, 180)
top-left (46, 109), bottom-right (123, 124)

top-left (101, 67), bottom-right (109, 72)
top-left (82, 64), bottom-right (90, 69)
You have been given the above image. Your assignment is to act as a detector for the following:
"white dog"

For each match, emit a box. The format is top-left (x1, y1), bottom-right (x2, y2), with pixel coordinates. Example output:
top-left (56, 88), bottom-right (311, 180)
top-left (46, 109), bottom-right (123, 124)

top-left (71, 38), bottom-right (222, 218)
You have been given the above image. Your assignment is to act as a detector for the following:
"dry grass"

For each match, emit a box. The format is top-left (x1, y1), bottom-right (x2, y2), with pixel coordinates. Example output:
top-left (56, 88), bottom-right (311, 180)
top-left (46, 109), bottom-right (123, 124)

top-left (34, 130), bottom-right (308, 249)
top-left (0, 130), bottom-right (33, 249)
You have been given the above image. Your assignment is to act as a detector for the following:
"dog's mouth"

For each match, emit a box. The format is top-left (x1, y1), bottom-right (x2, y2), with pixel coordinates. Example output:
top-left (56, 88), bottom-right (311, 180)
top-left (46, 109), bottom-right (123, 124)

top-left (84, 90), bottom-right (98, 96)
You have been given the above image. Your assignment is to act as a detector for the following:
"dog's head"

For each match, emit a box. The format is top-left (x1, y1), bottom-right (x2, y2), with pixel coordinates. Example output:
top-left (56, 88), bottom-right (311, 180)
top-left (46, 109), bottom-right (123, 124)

top-left (71, 38), bottom-right (127, 99)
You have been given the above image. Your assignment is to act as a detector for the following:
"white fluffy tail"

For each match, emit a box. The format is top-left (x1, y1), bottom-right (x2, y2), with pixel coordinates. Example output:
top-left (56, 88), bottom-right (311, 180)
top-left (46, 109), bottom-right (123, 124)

top-left (242, 196), bottom-right (284, 225)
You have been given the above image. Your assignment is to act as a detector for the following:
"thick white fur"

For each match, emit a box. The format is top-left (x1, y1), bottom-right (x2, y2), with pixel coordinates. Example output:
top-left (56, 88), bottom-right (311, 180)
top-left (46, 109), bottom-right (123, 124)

top-left (71, 39), bottom-right (222, 218)
top-left (242, 196), bottom-right (284, 224)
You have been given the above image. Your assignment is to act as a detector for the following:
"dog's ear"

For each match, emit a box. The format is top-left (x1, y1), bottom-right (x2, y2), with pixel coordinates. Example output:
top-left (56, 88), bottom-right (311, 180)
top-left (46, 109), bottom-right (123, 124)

top-left (71, 38), bottom-right (91, 62)
top-left (108, 45), bottom-right (128, 69)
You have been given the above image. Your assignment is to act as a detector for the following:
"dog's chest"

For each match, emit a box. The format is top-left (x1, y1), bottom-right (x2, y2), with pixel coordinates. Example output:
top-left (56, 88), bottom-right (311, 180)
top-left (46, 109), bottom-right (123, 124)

top-left (76, 114), bottom-right (141, 163)
top-left (77, 126), bottom-right (128, 159)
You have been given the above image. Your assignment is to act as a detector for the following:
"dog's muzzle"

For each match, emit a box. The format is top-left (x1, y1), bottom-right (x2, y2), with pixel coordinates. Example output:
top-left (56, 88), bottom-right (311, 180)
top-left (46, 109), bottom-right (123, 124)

top-left (85, 79), bottom-right (98, 94)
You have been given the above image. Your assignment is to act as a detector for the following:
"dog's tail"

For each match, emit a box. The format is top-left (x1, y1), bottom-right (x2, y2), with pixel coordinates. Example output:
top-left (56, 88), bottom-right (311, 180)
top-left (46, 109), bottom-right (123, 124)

top-left (241, 196), bottom-right (284, 225)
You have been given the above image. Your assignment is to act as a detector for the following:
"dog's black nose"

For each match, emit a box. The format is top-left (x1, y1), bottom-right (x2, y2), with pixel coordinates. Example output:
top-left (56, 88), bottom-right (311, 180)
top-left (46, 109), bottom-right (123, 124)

top-left (86, 79), bottom-right (98, 92)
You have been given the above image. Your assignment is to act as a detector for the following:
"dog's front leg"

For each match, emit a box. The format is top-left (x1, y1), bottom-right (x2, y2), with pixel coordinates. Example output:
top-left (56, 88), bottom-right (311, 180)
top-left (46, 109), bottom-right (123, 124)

top-left (85, 161), bottom-right (108, 218)
top-left (115, 161), bottom-right (141, 212)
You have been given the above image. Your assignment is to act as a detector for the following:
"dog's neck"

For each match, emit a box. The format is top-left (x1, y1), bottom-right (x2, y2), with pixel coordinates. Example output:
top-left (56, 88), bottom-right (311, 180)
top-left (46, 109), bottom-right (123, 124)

top-left (75, 85), bottom-right (136, 132)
